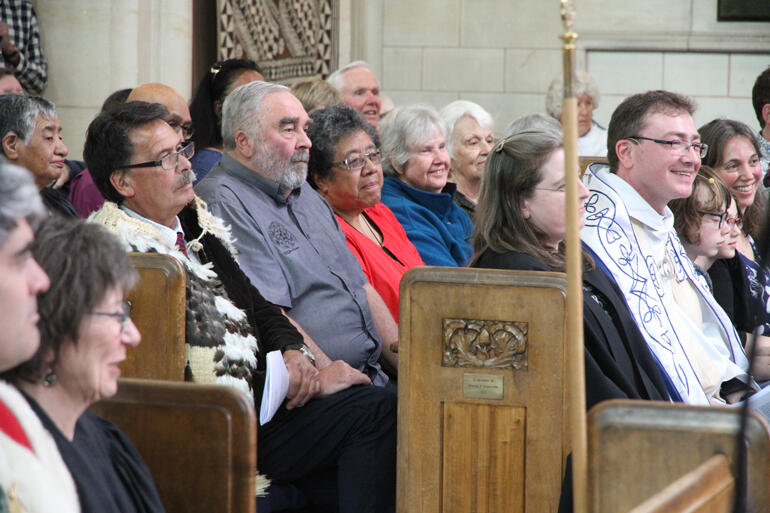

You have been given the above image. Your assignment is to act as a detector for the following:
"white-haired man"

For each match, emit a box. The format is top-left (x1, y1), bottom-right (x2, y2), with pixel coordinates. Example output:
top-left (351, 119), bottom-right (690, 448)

top-left (328, 61), bottom-right (382, 129)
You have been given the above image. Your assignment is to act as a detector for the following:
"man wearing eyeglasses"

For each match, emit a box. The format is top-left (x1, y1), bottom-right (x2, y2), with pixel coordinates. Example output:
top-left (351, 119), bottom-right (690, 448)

top-left (196, 80), bottom-right (399, 387)
top-left (581, 90), bottom-right (754, 406)
top-left (85, 100), bottom-right (397, 513)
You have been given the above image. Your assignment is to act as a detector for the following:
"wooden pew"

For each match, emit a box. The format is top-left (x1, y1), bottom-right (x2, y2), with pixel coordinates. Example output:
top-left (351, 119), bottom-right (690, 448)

top-left (397, 267), bottom-right (569, 513)
top-left (579, 155), bottom-right (608, 177)
top-left (588, 400), bottom-right (770, 513)
top-left (91, 378), bottom-right (257, 513)
top-left (628, 454), bottom-right (733, 513)
top-left (124, 253), bottom-right (187, 380)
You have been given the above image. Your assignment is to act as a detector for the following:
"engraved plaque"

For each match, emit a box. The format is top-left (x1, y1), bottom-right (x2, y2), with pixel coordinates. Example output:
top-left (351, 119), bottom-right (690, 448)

top-left (462, 373), bottom-right (504, 400)
top-left (442, 318), bottom-right (528, 370)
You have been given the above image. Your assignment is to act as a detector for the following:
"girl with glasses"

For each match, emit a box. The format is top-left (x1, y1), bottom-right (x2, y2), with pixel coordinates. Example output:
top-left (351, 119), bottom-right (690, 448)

top-left (670, 166), bottom-right (732, 293)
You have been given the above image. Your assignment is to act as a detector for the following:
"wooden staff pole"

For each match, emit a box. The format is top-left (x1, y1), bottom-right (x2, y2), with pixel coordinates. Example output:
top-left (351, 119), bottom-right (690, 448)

top-left (559, 2), bottom-right (588, 513)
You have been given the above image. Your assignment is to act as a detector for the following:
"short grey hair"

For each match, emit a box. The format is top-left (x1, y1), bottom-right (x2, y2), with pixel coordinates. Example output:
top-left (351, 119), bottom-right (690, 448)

top-left (545, 71), bottom-right (600, 119)
top-left (0, 94), bottom-right (57, 153)
top-left (503, 113), bottom-right (562, 139)
top-left (327, 60), bottom-right (371, 91)
top-left (440, 100), bottom-right (494, 159)
top-left (380, 104), bottom-right (448, 178)
top-left (0, 158), bottom-right (45, 247)
top-left (221, 81), bottom-right (290, 149)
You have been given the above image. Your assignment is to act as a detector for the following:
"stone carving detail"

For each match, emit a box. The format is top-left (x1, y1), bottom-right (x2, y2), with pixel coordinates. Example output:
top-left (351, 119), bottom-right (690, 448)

top-left (442, 318), bottom-right (528, 370)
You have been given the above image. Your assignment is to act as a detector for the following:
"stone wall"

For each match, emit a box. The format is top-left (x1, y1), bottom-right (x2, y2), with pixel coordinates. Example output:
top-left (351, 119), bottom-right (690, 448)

top-left (344, 0), bottom-right (770, 135)
top-left (33, 0), bottom-right (193, 160)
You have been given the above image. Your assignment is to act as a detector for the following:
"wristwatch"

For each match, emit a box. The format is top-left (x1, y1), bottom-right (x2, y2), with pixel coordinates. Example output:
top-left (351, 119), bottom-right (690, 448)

top-left (298, 344), bottom-right (316, 367)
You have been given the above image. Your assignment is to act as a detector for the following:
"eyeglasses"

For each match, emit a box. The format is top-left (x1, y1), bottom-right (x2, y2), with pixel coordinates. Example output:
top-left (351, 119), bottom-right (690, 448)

top-left (331, 149), bottom-right (382, 171)
top-left (725, 215), bottom-right (743, 230)
top-left (697, 210), bottom-right (726, 228)
top-left (123, 142), bottom-right (195, 171)
top-left (91, 301), bottom-right (132, 334)
top-left (628, 136), bottom-right (708, 159)
top-left (535, 184), bottom-right (566, 193)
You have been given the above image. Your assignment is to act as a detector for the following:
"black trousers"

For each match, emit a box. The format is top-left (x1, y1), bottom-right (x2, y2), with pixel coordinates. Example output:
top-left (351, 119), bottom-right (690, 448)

top-left (258, 385), bottom-right (397, 513)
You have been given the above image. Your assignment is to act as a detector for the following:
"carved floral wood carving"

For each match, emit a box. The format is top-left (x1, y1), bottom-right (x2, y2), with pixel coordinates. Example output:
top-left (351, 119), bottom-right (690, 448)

top-left (442, 318), bottom-right (528, 370)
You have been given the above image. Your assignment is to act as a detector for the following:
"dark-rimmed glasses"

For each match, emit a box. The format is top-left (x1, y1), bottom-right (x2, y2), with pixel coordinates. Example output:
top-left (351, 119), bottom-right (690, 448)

top-left (331, 150), bottom-right (382, 171)
top-left (697, 210), bottom-right (726, 228)
top-left (628, 136), bottom-right (708, 159)
top-left (91, 301), bottom-right (132, 334)
top-left (123, 142), bottom-right (195, 171)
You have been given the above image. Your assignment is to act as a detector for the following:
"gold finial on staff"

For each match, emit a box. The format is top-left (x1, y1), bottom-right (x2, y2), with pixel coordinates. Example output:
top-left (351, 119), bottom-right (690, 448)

top-left (559, 1), bottom-right (588, 513)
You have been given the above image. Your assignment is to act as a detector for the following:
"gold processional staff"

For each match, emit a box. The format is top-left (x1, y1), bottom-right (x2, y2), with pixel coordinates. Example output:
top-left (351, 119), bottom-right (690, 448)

top-left (560, 1), bottom-right (588, 513)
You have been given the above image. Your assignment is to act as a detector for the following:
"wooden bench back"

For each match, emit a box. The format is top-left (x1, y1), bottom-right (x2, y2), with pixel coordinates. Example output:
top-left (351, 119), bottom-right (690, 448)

top-left (91, 378), bottom-right (257, 513)
top-left (628, 454), bottom-right (733, 513)
top-left (579, 156), bottom-right (608, 177)
top-left (397, 267), bottom-right (569, 513)
top-left (124, 253), bottom-right (186, 380)
top-left (588, 400), bottom-right (770, 513)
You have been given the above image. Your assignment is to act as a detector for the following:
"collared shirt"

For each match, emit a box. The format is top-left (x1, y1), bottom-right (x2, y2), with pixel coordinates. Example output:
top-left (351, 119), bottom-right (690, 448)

top-left (0, 0), bottom-right (47, 93)
top-left (196, 153), bottom-right (386, 385)
top-left (119, 205), bottom-right (200, 264)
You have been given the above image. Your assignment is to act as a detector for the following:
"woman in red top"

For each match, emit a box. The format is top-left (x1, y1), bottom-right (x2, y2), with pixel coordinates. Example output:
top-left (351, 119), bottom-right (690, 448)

top-left (307, 105), bottom-right (424, 322)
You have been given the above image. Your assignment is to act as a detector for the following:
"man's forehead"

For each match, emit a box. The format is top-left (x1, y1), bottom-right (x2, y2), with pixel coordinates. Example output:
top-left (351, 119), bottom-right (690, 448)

top-left (129, 119), bottom-right (179, 155)
top-left (263, 91), bottom-right (309, 122)
top-left (35, 115), bottom-right (61, 131)
top-left (641, 110), bottom-right (697, 136)
top-left (342, 67), bottom-right (378, 88)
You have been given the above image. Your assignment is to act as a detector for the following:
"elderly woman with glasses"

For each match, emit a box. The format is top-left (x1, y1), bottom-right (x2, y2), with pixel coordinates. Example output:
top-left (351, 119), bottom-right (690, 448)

top-left (379, 104), bottom-right (473, 267)
top-left (307, 105), bottom-right (424, 323)
top-left (700, 118), bottom-right (770, 379)
top-left (2, 217), bottom-right (164, 513)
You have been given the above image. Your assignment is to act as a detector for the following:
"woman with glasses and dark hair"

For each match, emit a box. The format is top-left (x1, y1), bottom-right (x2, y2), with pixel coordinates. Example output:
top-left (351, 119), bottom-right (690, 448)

top-left (700, 118), bottom-right (770, 377)
top-left (189, 58), bottom-right (263, 182)
top-left (1, 217), bottom-right (164, 513)
top-left (307, 105), bottom-right (423, 323)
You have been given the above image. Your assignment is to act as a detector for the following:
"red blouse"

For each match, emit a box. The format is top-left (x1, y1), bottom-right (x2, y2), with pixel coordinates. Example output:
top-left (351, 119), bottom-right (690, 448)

top-left (337, 203), bottom-right (424, 322)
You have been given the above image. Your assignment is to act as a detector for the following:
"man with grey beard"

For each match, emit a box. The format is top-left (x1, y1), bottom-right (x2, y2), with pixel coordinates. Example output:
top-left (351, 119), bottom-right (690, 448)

top-left (196, 80), bottom-right (400, 388)
top-left (84, 100), bottom-right (398, 513)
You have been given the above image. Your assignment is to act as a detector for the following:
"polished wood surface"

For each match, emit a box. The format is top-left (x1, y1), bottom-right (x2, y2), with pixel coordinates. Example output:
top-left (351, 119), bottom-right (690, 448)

top-left (588, 400), bottom-right (770, 513)
top-left (579, 156), bottom-right (607, 177)
top-left (124, 253), bottom-right (187, 380)
top-left (91, 378), bottom-right (257, 513)
top-left (397, 267), bottom-right (568, 513)
top-left (628, 454), bottom-right (733, 513)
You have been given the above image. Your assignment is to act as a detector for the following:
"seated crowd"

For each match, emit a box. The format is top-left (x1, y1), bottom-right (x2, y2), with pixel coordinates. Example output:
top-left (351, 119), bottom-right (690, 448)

top-left (0, 56), bottom-right (769, 513)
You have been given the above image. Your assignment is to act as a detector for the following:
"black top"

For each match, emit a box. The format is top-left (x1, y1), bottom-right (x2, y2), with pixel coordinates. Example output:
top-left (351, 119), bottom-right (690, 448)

top-left (473, 249), bottom-right (670, 409)
top-left (178, 203), bottom-right (304, 404)
top-left (24, 394), bottom-right (164, 513)
top-left (709, 255), bottom-right (762, 337)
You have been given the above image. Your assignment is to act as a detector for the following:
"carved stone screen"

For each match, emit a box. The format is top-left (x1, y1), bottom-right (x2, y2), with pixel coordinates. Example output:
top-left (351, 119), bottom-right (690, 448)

top-left (217, 0), bottom-right (339, 81)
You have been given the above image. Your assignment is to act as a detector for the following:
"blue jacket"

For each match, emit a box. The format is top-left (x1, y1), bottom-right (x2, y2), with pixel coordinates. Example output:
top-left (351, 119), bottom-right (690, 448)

top-left (380, 178), bottom-right (473, 266)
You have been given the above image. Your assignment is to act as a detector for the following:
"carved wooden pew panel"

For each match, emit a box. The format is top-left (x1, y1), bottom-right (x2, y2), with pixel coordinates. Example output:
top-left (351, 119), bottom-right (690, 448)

top-left (397, 267), bottom-right (568, 513)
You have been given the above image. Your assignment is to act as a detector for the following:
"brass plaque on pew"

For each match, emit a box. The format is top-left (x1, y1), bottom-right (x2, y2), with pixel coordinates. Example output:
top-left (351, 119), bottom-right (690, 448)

top-left (397, 267), bottom-right (568, 513)
top-left (463, 373), bottom-right (504, 399)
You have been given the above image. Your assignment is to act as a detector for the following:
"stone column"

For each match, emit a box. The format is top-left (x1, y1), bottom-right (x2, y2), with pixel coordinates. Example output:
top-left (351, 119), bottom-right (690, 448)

top-left (32, 0), bottom-right (192, 160)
